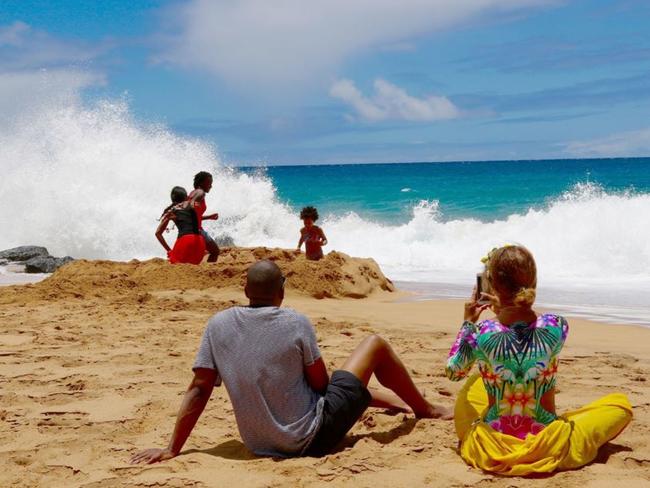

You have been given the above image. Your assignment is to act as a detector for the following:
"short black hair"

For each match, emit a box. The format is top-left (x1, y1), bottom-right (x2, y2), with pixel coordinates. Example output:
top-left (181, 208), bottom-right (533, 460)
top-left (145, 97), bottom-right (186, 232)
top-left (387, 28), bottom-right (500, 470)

top-left (170, 186), bottom-right (187, 204)
top-left (193, 171), bottom-right (213, 189)
top-left (300, 206), bottom-right (319, 221)
top-left (246, 260), bottom-right (284, 301)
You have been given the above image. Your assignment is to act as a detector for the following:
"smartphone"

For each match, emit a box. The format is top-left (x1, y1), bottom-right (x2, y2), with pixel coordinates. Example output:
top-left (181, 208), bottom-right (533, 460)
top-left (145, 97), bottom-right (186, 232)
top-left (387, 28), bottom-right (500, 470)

top-left (475, 273), bottom-right (490, 304)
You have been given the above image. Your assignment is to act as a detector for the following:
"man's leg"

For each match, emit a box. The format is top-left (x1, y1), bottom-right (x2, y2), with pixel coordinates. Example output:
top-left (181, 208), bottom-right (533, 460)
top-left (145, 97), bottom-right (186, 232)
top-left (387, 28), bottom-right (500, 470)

top-left (368, 388), bottom-right (410, 412)
top-left (341, 334), bottom-right (450, 419)
top-left (206, 240), bottom-right (220, 262)
top-left (201, 230), bottom-right (220, 263)
top-left (305, 334), bottom-right (451, 457)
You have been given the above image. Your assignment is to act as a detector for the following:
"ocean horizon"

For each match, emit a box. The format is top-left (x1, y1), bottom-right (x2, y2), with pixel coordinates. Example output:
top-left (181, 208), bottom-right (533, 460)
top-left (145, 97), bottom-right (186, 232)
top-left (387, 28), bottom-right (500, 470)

top-left (238, 155), bottom-right (650, 168)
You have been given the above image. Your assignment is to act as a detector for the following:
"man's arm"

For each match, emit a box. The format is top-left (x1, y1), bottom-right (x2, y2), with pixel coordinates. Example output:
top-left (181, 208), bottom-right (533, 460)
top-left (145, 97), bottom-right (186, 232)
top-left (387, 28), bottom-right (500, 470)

top-left (304, 357), bottom-right (329, 395)
top-left (129, 368), bottom-right (217, 464)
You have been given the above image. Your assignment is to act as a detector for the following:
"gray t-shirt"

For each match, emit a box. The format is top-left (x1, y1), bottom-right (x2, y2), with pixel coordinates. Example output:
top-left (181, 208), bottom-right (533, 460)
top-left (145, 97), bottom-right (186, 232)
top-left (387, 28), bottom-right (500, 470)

top-left (193, 306), bottom-right (325, 457)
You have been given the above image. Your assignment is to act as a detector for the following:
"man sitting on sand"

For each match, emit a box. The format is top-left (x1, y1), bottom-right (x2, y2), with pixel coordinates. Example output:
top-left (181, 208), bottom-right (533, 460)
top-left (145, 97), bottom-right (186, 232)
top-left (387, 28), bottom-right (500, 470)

top-left (130, 260), bottom-right (450, 462)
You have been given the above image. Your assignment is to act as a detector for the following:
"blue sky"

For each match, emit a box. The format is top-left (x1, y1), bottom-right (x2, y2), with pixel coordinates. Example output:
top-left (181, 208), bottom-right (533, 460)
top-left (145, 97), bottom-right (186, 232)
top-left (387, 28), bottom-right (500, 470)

top-left (1, 0), bottom-right (650, 165)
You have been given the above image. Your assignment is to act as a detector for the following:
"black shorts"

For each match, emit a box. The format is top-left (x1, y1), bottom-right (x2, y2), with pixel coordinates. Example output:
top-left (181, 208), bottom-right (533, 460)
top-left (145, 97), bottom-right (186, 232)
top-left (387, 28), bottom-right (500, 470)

top-left (200, 229), bottom-right (219, 251)
top-left (305, 370), bottom-right (371, 457)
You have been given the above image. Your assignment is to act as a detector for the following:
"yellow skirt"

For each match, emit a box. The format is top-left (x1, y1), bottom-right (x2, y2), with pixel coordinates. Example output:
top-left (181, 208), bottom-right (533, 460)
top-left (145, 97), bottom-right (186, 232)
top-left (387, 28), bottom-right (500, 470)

top-left (455, 374), bottom-right (633, 476)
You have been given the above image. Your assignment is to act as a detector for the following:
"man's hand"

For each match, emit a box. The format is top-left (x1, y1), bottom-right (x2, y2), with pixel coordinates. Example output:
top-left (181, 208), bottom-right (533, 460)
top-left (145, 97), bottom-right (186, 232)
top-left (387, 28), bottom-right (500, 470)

top-left (129, 447), bottom-right (176, 465)
top-left (127, 369), bottom-right (217, 467)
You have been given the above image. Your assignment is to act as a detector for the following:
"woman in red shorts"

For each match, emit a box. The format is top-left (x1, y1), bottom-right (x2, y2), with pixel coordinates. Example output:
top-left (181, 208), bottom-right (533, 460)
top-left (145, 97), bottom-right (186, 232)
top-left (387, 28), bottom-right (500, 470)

top-left (155, 186), bottom-right (206, 264)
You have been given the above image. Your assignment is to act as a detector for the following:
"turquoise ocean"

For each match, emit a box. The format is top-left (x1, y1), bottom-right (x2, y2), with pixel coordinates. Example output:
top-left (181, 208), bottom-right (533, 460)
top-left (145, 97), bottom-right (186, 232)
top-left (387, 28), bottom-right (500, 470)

top-left (253, 158), bottom-right (650, 223)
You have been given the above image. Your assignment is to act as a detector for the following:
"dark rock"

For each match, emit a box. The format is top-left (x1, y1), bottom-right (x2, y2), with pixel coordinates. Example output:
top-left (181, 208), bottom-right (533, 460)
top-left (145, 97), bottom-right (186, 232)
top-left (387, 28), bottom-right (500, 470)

top-left (0, 246), bottom-right (49, 262)
top-left (24, 256), bottom-right (74, 274)
top-left (215, 234), bottom-right (235, 247)
top-left (24, 256), bottom-right (55, 273)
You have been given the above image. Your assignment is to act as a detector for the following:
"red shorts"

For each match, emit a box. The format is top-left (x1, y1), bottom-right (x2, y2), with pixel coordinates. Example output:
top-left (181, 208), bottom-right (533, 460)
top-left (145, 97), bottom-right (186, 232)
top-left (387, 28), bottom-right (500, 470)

top-left (168, 234), bottom-right (206, 265)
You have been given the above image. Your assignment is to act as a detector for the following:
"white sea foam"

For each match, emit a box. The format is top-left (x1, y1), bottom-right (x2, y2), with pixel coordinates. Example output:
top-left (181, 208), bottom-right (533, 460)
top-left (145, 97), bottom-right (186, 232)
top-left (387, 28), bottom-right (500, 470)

top-left (320, 185), bottom-right (650, 287)
top-left (1, 94), bottom-right (649, 304)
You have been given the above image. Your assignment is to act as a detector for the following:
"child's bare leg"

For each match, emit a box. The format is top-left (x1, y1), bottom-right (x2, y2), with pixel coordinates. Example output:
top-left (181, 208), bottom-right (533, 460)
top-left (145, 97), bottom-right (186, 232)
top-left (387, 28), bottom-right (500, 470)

top-left (341, 335), bottom-right (449, 419)
top-left (369, 388), bottom-right (411, 412)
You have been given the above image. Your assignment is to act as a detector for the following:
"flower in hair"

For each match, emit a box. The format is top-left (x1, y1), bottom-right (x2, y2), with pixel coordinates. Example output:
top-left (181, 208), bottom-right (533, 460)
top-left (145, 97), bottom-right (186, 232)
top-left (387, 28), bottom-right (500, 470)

top-left (481, 244), bottom-right (514, 264)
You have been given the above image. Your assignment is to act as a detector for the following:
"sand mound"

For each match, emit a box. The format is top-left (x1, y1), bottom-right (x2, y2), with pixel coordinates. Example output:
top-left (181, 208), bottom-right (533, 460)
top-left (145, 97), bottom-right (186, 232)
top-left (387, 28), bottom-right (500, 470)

top-left (4, 248), bottom-right (394, 302)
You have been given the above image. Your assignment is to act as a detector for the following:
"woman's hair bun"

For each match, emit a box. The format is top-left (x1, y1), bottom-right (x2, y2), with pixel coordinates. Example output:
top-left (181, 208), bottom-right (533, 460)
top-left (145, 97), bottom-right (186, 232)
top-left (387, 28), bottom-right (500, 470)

top-left (514, 287), bottom-right (536, 307)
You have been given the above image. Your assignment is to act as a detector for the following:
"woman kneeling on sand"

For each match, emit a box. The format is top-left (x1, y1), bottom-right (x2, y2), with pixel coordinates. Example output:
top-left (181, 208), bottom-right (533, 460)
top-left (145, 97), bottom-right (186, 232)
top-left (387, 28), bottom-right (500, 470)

top-left (445, 245), bottom-right (632, 476)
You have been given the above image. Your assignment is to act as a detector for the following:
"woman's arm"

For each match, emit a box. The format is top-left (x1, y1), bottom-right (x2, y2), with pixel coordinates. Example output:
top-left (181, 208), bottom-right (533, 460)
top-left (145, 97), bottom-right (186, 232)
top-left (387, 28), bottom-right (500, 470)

top-left (445, 321), bottom-right (478, 381)
top-left (550, 315), bottom-right (569, 355)
top-left (179, 189), bottom-right (205, 210)
top-left (155, 214), bottom-right (173, 252)
top-left (318, 227), bottom-right (328, 246)
top-left (445, 296), bottom-right (488, 381)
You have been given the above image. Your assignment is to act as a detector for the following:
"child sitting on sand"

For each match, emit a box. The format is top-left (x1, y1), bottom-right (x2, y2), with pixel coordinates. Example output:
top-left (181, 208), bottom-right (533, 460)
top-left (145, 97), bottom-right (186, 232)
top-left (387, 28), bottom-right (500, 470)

top-left (446, 245), bottom-right (632, 476)
top-left (297, 206), bottom-right (327, 261)
top-left (155, 186), bottom-right (206, 265)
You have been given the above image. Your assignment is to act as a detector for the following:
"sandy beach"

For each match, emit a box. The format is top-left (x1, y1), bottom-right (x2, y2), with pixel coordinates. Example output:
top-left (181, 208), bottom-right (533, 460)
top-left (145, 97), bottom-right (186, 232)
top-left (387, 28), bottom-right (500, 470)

top-left (1, 248), bottom-right (648, 487)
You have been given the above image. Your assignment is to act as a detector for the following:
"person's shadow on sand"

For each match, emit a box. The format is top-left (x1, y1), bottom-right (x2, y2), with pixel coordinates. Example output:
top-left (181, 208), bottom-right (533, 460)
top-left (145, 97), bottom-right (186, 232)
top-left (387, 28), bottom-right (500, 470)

top-left (183, 417), bottom-right (419, 461)
top-left (335, 417), bottom-right (418, 453)
top-left (182, 440), bottom-right (257, 461)
top-left (591, 443), bottom-right (632, 464)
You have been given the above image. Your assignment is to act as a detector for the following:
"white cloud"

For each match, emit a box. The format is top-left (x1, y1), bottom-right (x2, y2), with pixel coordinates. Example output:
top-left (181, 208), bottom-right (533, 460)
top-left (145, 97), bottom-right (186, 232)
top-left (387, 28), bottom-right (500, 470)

top-left (330, 78), bottom-right (460, 122)
top-left (159, 0), bottom-right (558, 89)
top-left (565, 128), bottom-right (650, 158)
top-left (0, 22), bottom-right (107, 123)
top-left (0, 21), bottom-right (106, 72)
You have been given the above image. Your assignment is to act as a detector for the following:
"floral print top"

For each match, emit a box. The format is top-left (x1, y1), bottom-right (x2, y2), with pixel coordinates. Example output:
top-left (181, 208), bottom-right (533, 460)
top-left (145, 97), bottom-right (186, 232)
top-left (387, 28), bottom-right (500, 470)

top-left (446, 314), bottom-right (569, 439)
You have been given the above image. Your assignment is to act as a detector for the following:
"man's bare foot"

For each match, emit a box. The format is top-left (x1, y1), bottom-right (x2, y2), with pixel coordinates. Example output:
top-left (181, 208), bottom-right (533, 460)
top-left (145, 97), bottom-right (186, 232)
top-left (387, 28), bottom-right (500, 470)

top-left (414, 403), bottom-right (453, 420)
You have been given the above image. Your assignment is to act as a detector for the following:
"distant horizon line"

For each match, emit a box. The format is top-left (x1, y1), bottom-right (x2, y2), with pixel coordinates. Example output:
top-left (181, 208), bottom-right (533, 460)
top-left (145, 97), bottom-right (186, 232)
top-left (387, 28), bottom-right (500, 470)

top-left (231, 155), bottom-right (650, 169)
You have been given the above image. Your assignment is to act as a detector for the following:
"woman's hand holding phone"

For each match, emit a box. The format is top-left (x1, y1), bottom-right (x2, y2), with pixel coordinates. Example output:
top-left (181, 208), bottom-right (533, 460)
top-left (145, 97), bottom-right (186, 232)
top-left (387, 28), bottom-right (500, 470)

top-left (464, 286), bottom-right (491, 323)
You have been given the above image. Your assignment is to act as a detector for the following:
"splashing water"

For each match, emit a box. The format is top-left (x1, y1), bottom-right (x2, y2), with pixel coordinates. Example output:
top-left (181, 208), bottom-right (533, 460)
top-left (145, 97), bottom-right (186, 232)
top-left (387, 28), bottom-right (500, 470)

top-left (1, 95), bottom-right (650, 295)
